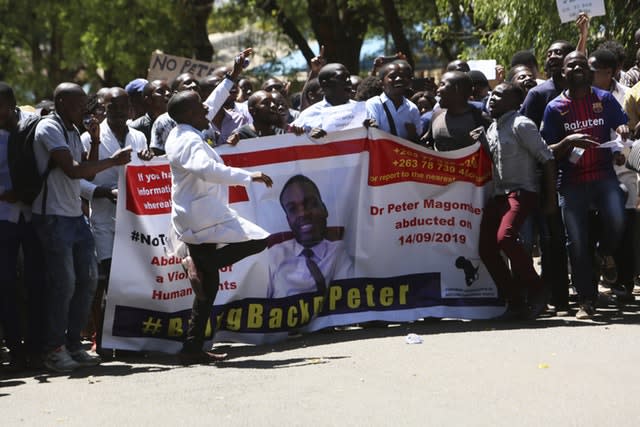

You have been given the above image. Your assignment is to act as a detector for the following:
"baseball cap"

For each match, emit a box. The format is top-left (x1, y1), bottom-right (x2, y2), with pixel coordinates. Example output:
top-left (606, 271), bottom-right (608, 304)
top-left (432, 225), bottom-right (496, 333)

top-left (125, 78), bottom-right (148, 95)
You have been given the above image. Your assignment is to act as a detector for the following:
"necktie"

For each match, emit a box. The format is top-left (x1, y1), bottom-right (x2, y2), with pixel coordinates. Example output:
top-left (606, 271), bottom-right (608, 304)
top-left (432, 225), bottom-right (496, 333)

top-left (302, 248), bottom-right (326, 294)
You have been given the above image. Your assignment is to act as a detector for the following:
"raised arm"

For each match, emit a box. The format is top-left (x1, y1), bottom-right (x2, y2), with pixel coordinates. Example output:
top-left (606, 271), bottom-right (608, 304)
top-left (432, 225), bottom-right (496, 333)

top-left (300, 46), bottom-right (326, 112)
top-left (576, 12), bottom-right (589, 56)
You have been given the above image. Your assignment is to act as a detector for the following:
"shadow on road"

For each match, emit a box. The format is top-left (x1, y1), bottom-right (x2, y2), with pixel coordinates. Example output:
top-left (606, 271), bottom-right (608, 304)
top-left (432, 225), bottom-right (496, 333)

top-left (216, 355), bottom-right (349, 369)
top-left (2, 292), bottom-right (638, 386)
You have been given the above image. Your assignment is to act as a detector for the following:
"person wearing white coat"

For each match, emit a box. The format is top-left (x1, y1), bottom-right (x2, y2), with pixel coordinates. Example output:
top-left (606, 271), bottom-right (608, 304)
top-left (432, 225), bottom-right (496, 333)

top-left (165, 90), bottom-right (273, 364)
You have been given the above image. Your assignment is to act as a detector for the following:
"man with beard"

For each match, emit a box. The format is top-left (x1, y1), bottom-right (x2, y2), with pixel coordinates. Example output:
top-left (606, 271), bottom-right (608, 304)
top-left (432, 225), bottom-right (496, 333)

top-left (365, 60), bottom-right (422, 142)
top-left (267, 175), bottom-right (353, 299)
top-left (542, 51), bottom-right (629, 320)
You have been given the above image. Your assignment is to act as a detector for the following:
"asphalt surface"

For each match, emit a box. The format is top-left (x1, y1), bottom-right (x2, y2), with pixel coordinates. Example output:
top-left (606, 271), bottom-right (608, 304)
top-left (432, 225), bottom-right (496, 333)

top-left (2, 292), bottom-right (639, 427)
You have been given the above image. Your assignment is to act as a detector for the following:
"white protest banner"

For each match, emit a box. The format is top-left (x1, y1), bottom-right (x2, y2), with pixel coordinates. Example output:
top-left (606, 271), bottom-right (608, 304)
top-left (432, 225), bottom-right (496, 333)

top-left (321, 102), bottom-right (367, 132)
top-left (147, 52), bottom-right (219, 82)
top-left (467, 60), bottom-right (497, 80)
top-left (556, 0), bottom-right (605, 23)
top-left (103, 128), bottom-right (502, 352)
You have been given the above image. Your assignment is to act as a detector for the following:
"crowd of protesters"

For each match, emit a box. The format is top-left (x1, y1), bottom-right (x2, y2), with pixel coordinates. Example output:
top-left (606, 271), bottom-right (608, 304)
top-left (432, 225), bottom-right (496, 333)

top-left (2, 13), bottom-right (640, 373)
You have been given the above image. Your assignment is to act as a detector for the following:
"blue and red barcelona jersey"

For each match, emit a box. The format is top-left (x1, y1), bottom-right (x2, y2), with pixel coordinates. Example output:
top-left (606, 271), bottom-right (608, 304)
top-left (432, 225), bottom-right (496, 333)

top-left (542, 86), bottom-right (628, 186)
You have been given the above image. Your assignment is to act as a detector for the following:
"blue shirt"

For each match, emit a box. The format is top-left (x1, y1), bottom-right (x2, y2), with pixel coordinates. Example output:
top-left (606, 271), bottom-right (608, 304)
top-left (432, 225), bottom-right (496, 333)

top-left (542, 86), bottom-right (628, 186)
top-left (520, 78), bottom-right (563, 128)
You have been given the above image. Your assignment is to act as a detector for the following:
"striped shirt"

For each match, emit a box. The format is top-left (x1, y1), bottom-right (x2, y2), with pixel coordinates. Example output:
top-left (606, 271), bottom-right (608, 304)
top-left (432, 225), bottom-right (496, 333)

top-left (541, 87), bottom-right (627, 186)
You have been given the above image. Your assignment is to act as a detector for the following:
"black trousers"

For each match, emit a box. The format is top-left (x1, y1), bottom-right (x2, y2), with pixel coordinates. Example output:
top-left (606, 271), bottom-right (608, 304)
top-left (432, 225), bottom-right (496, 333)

top-left (540, 209), bottom-right (570, 308)
top-left (614, 209), bottom-right (637, 292)
top-left (182, 238), bottom-right (267, 353)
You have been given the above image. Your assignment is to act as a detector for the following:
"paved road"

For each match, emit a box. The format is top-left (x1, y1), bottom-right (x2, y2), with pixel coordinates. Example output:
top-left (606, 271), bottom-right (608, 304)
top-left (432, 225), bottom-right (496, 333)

top-left (2, 296), bottom-right (639, 427)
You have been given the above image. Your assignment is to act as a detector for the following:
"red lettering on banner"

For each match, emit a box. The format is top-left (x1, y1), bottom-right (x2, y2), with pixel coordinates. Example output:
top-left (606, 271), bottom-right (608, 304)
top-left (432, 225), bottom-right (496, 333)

top-left (219, 134), bottom-right (491, 188)
top-left (126, 165), bottom-right (172, 215)
top-left (367, 139), bottom-right (492, 187)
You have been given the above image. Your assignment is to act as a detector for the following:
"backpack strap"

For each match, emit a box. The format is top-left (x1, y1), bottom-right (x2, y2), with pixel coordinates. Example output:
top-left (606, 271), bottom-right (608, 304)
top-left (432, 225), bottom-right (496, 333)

top-left (423, 109), bottom-right (445, 148)
top-left (380, 97), bottom-right (398, 136)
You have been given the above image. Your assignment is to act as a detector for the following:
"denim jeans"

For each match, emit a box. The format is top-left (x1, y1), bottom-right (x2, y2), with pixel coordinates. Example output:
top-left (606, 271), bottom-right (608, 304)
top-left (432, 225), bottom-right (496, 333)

top-left (0, 216), bottom-right (46, 354)
top-left (32, 214), bottom-right (98, 353)
top-left (559, 177), bottom-right (624, 302)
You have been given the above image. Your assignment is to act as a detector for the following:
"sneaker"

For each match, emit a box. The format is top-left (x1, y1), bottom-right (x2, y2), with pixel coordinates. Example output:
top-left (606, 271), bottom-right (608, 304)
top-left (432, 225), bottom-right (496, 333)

top-left (44, 346), bottom-right (81, 373)
top-left (575, 302), bottom-right (596, 320)
top-left (69, 349), bottom-right (102, 367)
top-left (601, 256), bottom-right (618, 285)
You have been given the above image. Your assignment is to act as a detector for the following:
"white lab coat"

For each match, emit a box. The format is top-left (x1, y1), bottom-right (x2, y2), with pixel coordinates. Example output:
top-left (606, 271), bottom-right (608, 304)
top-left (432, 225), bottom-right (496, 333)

top-left (165, 123), bottom-right (268, 245)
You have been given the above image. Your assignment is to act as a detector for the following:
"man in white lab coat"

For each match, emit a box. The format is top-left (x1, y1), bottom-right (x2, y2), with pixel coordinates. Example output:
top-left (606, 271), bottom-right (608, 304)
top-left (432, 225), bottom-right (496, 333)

top-left (165, 90), bottom-right (273, 365)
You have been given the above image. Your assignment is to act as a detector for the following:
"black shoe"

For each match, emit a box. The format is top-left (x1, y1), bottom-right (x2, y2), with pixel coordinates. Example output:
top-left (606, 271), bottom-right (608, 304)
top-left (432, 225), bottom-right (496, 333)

top-left (611, 285), bottom-right (635, 303)
top-left (524, 302), bottom-right (547, 320)
top-left (178, 350), bottom-right (227, 365)
top-left (524, 287), bottom-right (548, 320)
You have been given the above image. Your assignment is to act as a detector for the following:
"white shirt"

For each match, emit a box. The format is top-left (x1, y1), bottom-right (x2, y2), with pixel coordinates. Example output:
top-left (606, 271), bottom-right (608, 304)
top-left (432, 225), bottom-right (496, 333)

top-left (165, 123), bottom-right (268, 244)
top-left (0, 128), bottom-right (32, 223)
top-left (79, 121), bottom-right (147, 261)
top-left (608, 80), bottom-right (637, 209)
top-left (267, 238), bottom-right (354, 298)
top-left (365, 93), bottom-right (423, 140)
top-left (234, 101), bottom-right (253, 124)
top-left (292, 98), bottom-right (358, 130)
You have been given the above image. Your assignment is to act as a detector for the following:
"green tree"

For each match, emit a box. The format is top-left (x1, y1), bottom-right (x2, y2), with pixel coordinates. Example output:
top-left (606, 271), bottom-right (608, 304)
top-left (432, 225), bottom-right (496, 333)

top-left (212, 0), bottom-right (423, 74)
top-left (424, 0), bottom-right (640, 72)
top-left (0, 0), bottom-right (209, 101)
